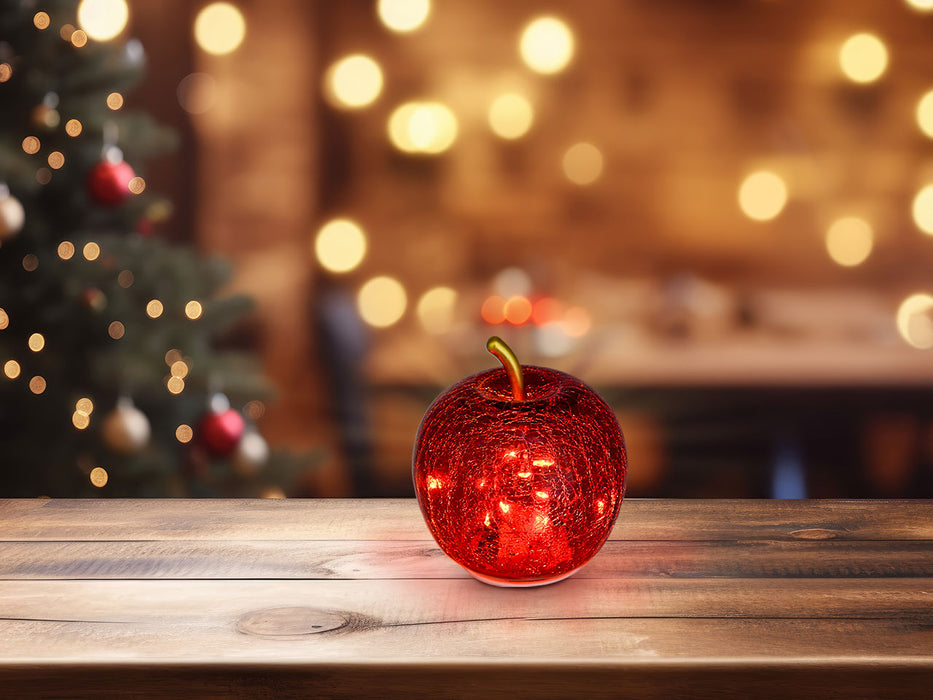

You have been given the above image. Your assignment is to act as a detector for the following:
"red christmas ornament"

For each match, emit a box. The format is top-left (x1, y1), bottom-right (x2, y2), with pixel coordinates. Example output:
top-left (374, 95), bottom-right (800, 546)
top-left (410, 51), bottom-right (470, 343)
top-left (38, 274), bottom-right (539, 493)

top-left (86, 152), bottom-right (135, 207)
top-left (413, 336), bottom-right (627, 587)
top-left (199, 404), bottom-right (245, 457)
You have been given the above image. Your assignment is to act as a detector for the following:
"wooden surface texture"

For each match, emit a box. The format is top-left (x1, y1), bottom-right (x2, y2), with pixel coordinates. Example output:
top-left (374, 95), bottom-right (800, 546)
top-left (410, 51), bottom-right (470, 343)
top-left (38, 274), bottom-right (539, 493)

top-left (0, 498), bottom-right (930, 698)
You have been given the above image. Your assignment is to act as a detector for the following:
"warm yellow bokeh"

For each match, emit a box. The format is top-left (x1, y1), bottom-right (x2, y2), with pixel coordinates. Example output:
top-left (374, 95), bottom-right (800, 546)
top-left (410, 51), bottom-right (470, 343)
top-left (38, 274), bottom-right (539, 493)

top-left (417, 287), bottom-right (458, 334)
top-left (358, 276), bottom-right (407, 328)
top-left (388, 102), bottom-right (458, 154)
top-left (377, 0), bottom-right (431, 33)
top-left (839, 33), bottom-right (888, 84)
top-left (519, 16), bottom-right (575, 75)
top-left (194, 2), bottom-right (246, 56)
top-left (314, 218), bottom-right (367, 273)
top-left (825, 217), bottom-right (873, 267)
top-left (562, 143), bottom-right (604, 185)
top-left (325, 55), bottom-right (383, 109)
top-left (738, 171), bottom-right (787, 221)
top-left (897, 293), bottom-right (933, 349)
top-left (489, 93), bottom-right (534, 140)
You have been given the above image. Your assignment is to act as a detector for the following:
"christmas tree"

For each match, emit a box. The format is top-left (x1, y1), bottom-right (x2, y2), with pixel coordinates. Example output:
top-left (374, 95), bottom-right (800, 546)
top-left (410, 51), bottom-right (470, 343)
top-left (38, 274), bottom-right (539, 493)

top-left (0, 1), bottom-right (307, 496)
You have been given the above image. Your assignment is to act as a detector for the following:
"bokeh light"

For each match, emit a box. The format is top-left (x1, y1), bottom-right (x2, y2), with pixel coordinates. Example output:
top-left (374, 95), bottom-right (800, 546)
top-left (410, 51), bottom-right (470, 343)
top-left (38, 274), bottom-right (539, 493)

top-left (563, 306), bottom-right (592, 337)
top-left (47, 152), bottom-right (64, 169)
top-left (128, 177), bottom-right (145, 194)
top-left (76, 397), bottom-right (94, 414)
top-left (358, 276), bottom-right (407, 328)
top-left (562, 143), bottom-right (604, 185)
top-left (0, 63), bottom-right (12, 83)
top-left (65, 119), bottom-right (82, 137)
top-left (57, 241), bottom-right (75, 260)
top-left (0, 307), bottom-right (7, 330)
top-left (839, 33), bottom-right (888, 84)
top-left (108, 321), bottom-right (125, 339)
top-left (481, 295), bottom-right (507, 324)
top-left (388, 102), bottom-right (458, 154)
top-left (825, 217), bottom-right (873, 267)
top-left (377, 0), bottom-right (431, 33)
top-left (897, 293), bottom-right (933, 349)
top-left (106, 92), bottom-right (124, 110)
top-left (28, 333), bottom-right (45, 352)
top-left (185, 300), bottom-right (203, 320)
top-left (29, 376), bottom-right (46, 394)
top-left (488, 93), bottom-right (534, 140)
top-left (194, 2), bottom-right (246, 56)
top-left (912, 184), bottom-right (933, 234)
top-left (417, 286), bottom-right (458, 334)
top-left (167, 376), bottom-right (185, 394)
top-left (325, 54), bottom-right (383, 109)
top-left (738, 170), bottom-right (788, 221)
top-left (118, 270), bottom-right (135, 288)
top-left (3, 360), bottom-right (20, 379)
top-left (906, 0), bottom-right (933, 11)
top-left (519, 16), bottom-right (575, 75)
top-left (22, 136), bottom-right (40, 155)
top-left (72, 411), bottom-right (90, 430)
top-left (503, 296), bottom-right (533, 325)
top-left (314, 218), bottom-right (367, 273)
top-left (177, 73), bottom-right (217, 114)
top-left (22, 254), bottom-right (39, 272)
top-left (916, 90), bottom-right (933, 138)
top-left (77, 0), bottom-right (129, 41)
top-left (170, 360), bottom-right (189, 379)
top-left (89, 466), bottom-right (108, 487)
top-left (146, 299), bottom-right (164, 318)
top-left (83, 242), bottom-right (100, 261)
top-left (33, 12), bottom-right (50, 30)
top-left (176, 424), bottom-right (194, 443)
top-left (70, 30), bottom-right (88, 48)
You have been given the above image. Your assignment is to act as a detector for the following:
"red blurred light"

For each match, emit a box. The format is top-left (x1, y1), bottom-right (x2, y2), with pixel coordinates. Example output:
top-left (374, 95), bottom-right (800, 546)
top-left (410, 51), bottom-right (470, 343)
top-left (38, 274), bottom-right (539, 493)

top-left (532, 297), bottom-right (563, 326)
top-left (503, 295), bottom-right (532, 324)
top-left (481, 295), bottom-right (506, 324)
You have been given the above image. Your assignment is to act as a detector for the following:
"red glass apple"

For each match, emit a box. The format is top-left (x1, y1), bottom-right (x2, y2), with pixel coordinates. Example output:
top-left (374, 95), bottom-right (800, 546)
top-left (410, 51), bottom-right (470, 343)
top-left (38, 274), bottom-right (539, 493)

top-left (413, 336), bottom-right (627, 587)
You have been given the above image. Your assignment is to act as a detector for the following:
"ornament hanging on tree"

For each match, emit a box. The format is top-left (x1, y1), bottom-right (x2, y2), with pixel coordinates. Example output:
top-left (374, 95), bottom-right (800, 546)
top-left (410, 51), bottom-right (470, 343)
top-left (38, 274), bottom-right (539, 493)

top-left (86, 146), bottom-right (135, 207)
top-left (199, 393), bottom-right (245, 457)
top-left (101, 397), bottom-right (151, 455)
top-left (0, 184), bottom-right (25, 241)
top-left (232, 429), bottom-right (270, 476)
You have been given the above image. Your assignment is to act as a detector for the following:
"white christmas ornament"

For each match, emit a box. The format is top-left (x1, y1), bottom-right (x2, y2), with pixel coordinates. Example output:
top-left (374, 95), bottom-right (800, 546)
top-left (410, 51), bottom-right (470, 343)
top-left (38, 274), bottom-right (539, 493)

top-left (0, 185), bottom-right (25, 241)
top-left (232, 430), bottom-right (270, 476)
top-left (102, 397), bottom-right (151, 454)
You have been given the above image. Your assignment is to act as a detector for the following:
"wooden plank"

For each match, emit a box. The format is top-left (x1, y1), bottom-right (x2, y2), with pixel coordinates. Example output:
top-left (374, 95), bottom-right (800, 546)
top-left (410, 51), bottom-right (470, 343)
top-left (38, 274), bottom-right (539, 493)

top-left (1, 539), bottom-right (930, 581)
top-left (2, 661), bottom-right (931, 700)
top-left (1, 499), bottom-right (930, 542)
top-left (0, 579), bottom-right (930, 657)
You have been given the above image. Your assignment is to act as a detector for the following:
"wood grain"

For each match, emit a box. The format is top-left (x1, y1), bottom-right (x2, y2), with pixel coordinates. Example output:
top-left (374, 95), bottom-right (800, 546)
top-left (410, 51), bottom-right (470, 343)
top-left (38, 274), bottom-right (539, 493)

top-left (0, 499), bottom-right (930, 698)
top-left (1, 539), bottom-right (930, 580)
top-left (2, 499), bottom-right (930, 541)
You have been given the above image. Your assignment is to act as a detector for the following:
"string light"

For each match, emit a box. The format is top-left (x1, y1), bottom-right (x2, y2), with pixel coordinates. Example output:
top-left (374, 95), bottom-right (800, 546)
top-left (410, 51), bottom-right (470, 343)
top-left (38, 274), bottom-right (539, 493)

top-left (128, 176), bottom-right (145, 194)
top-left (22, 254), bottom-right (39, 272)
top-left (57, 242), bottom-right (75, 260)
top-left (519, 16), bottom-right (575, 75)
top-left (917, 90), bottom-right (933, 138)
top-left (194, 2), bottom-right (246, 56)
top-left (83, 242), bottom-right (100, 260)
top-left (377, 0), bottom-right (431, 33)
top-left (738, 170), bottom-right (787, 221)
top-left (117, 270), bottom-right (134, 288)
top-left (176, 424), bottom-right (194, 443)
top-left (562, 143), bottom-right (604, 185)
top-left (60, 23), bottom-right (76, 41)
top-left (65, 119), bottom-right (82, 137)
top-left (165, 349), bottom-right (183, 365)
top-left (106, 92), bottom-right (124, 110)
top-left (22, 136), bottom-right (40, 154)
top-left (77, 0), bottom-right (129, 41)
top-left (72, 411), bottom-right (90, 429)
top-left (0, 63), bottom-right (12, 83)
top-left (47, 151), bottom-right (65, 169)
top-left (324, 55), bottom-right (383, 109)
top-left (33, 12), bottom-right (50, 30)
top-left (358, 276), bottom-right (407, 328)
top-left (76, 397), bottom-right (94, 414)
top-left (0, 307), bottom-right (8, 330)
top-left (839, 33), bottom-right (888, 84)
top-left (36, 168), bottom-right (52, 185)
top-left (417, 287), bottom-right (458, 334)
top-left (166, 376), bottom-right (185, 394)
top-left (146, 300), bottom-right (164, 318)
top-left (906, 0), bottom-right (933, 11)
top-left (28, 333), bottom-right (45, 352)
top-left (29, 376), bottom-right (47, 394)
top-left (89, 466), bottom-right (108, 487)
top-left (70, 30), bottom-right (88, 48)
top-left (314, 218), bottom-right (367, 272)
top-left (185, 300), bottom-right (203, 320)
top-left (825, 217), bottom-right (873, 267)
top-left (488, 93), bottom-right (534, 140)
top-left (170, 360), bottom-right (189, 379)
top-left (3, 360), bottom-right (20, 379)
top-left (107, 321), bottom-right (125, 339)
top-left (897, 293), bottom-right (933, 349)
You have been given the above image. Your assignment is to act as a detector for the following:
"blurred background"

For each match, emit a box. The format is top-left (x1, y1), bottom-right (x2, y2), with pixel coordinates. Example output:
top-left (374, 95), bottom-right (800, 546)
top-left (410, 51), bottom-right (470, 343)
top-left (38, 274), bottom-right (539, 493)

top-left (4, 0), bottom-right (933, 498)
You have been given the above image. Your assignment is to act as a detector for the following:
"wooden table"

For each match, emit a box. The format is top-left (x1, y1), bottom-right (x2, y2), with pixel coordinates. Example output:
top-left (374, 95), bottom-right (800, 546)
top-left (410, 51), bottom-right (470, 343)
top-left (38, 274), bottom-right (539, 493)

top-left (0, 499), bottom-right (931, 698)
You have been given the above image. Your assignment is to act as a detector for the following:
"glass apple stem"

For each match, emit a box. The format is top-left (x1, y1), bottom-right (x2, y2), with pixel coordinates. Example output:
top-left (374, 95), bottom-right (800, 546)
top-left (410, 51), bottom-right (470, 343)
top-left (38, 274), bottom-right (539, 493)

top-left (486, 336), bottom-right (525, 402)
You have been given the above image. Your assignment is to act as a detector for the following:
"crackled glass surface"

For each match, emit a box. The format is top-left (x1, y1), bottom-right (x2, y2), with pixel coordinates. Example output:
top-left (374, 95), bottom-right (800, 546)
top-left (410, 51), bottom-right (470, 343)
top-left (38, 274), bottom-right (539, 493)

top-left (413, 366), bottom-right (627, 586)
